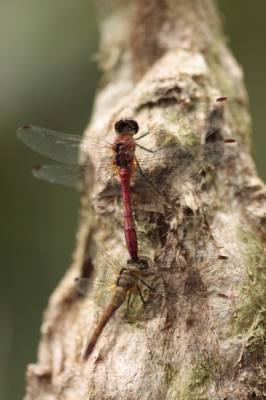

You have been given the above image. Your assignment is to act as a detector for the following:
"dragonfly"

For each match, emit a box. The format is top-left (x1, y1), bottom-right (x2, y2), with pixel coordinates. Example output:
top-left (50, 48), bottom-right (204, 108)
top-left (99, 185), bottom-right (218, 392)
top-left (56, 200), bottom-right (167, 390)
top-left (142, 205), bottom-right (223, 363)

top-left (17, 97), bottom-right (242, 262)
top-left (76, 250), bottom-right (164, 360)
top-left (76, 248), bottom-right (231, 360)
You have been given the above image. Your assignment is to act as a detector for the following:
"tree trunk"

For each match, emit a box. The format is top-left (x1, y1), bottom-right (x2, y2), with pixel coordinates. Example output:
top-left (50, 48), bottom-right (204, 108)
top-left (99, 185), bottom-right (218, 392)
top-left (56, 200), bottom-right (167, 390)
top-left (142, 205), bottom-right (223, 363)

top-left (25, 0), bottom-right (266, 399)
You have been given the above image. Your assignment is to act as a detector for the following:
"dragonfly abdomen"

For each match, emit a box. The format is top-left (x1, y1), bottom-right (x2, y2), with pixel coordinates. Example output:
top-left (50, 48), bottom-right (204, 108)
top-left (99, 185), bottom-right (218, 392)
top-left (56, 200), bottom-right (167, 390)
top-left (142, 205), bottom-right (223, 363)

top-left (119, 168), bottom-right (139, 261)
top-left (83, 287), bottom-right (126, 360)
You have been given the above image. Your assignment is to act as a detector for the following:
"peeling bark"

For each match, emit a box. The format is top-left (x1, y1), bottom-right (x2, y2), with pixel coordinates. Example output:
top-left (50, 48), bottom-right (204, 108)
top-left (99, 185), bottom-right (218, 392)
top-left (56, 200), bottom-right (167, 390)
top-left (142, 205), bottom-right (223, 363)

top-left (25, 0), bottom-right (266, 399)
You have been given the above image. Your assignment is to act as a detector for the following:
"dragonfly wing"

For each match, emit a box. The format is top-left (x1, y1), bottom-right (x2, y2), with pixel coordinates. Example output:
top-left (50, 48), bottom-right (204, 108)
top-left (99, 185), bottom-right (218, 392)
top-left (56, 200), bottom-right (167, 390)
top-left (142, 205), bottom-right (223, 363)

top-left (17, 125), bottom-right (113, 165)
top-left (133, 97), bottom-right (238, 152)
top-left (32, 162), bottom-right (122, 194)
top-left (184, 255), bottom-right (233, 297)
top-left (133, 140), bottom-right (243, 192)
top-left (157, 252), bottom-right (233, 301)
top-left (33, 164), bottom-right (79, 187)
top-left (76, 277), bottom-right (117, 307)
top-left (130, 166), bottom-right (158, 192)
top-left (31, 159), bottom-right (153, 195)
top-left (191, 254), bottom-right (231, 267)
top-left (76, 248), bottom-right (120, 306)
top-left (76, 277), bottom-right (95, 296)
top-left (176, 97), bottom-right (238, 139)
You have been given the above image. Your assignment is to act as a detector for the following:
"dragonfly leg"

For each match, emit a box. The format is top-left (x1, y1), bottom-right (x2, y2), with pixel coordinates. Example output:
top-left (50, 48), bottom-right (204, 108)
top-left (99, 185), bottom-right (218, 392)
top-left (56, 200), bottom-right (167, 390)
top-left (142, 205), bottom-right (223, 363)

top-left (139, 281), bottom-right (163, 306)
top-left (135, 143), bottom-right (173, 154)
top-left (140, 279), bottom-right (156, 291)
top-left (135, 158), bottom-right (164, 197)
top-left (135, 157), bottom-right (177, 208)
top-left (127, 291), bottom-right (132, 311)
top-left (137, 284), bottom-right (146, 305)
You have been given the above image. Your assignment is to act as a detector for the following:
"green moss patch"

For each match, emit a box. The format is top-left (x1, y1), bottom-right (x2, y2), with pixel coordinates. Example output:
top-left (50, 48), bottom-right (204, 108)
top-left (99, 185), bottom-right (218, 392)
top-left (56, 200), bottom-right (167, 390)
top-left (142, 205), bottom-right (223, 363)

top-left (234, 229), bottom-right (266, 357)
top-left (157, 358), bottom-right (219, 399)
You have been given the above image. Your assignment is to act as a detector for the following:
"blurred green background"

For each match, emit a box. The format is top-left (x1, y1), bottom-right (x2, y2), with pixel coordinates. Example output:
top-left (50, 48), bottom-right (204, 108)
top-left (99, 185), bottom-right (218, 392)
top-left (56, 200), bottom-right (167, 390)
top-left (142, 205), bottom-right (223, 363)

top-left (1, 1), bottom-right (265, 399)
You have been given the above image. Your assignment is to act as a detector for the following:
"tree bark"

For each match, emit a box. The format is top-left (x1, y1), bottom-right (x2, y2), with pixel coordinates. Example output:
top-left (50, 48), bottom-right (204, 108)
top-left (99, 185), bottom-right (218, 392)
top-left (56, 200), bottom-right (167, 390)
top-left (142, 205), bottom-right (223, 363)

top-left (25, 0), bottom-right (266, 399)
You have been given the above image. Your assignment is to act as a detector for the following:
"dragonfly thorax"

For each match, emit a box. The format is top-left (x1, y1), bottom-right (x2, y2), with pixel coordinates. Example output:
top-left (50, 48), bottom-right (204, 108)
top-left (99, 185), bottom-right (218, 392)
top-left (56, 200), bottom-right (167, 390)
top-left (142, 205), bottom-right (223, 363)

top-left (114, 118), bottom-right (139, 135)
top-left (116, 265), bottom-right (140, 291)
top-left (114, 141), bottom-right (134, 168)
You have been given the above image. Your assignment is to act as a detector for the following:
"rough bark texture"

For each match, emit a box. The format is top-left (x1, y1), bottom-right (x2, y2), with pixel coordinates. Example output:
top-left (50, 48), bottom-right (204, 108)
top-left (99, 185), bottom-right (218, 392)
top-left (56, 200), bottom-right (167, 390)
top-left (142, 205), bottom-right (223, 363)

top-left (25, 0), bottom-right (266, 399)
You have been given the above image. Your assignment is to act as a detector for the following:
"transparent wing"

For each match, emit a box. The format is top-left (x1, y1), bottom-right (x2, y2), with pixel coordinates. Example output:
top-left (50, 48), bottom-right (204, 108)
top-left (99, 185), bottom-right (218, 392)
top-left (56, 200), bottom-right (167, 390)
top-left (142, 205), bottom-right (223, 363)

top-left (75, 277), bottom-right (95, 296)
top-left (32, 164), bottom-right (80, 187)
top-left (18, 98), bottom-right (240, 194)
top-left (75, 277), bottom-right (116, 297)
top-left (32, 163), bottom-right (121, 192)
top-left (190, 254), bottom-right (230, 268)
top-left (133, 97), bottom-right (238, 151)
top-left (185, 255), bottom-right (232, 297)
top-left (131, 139), bottom-right (243, 192)
top-left (77, 252), bottom-right (232, 320)
top-left (159, 251), bottom-right (231, 275)
top-left (128, 254), bottom-right (232, 319)
top-left (17, 125), bottom-right (113, 165)
top-left (76, 248), bottom-right (121, 306)
top-left (26, 139), bottom-right (243, 193)
top-left (176, 97), bottom-right (237, 139)
top-left (159, 252), bottom-right (233, 302)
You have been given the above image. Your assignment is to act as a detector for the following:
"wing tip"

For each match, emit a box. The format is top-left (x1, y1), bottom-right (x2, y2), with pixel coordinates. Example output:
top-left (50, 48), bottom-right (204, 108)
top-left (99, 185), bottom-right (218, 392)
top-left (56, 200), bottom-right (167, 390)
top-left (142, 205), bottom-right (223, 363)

top-left (16, 125), bottom-right (34, 141)
top-left (216, 96), bottom-right (238, 111)
top-left (224, 138), bottom-right (243, 153)
top-left (216, 97), bottom-right (228, 102)
top-left (17, 125), bottom-right (32, 130)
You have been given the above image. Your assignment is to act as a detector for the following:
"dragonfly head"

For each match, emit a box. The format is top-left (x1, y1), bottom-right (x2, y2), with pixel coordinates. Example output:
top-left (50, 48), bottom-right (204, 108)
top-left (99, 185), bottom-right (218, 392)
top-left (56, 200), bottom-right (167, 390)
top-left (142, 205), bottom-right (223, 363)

top-left (114, 118), bottom-right (139, 136)
top-left (127, 257), bottom-right (149, 271)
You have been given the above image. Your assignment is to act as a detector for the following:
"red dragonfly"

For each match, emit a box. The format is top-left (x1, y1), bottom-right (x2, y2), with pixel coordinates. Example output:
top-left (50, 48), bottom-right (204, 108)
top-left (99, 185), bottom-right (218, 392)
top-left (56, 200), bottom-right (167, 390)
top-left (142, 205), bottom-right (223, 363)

top-left (17, 97), bottom-right (241, 262)
top-left (76, 248), bottom-right (230, 360)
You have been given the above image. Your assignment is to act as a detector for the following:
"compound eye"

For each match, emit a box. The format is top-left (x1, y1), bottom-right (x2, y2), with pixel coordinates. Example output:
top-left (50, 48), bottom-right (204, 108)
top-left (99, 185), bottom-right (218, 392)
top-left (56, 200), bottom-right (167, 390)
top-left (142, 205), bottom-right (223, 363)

top-left (114, 118), bottom-right (139, 135)
top-left (140, 260), bottom-right (149, 271)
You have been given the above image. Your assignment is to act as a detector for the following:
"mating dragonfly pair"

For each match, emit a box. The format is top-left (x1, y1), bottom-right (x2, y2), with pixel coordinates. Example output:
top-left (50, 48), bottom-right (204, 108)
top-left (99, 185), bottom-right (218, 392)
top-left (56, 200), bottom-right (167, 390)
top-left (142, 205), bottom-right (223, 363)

top-left (17, 97), bottom-right (242, 359)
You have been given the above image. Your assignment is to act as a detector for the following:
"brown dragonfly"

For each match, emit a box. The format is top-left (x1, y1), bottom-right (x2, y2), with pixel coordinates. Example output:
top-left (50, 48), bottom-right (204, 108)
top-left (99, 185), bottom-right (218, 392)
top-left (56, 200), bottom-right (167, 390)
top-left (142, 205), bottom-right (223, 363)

top-left (76, 250), bottom-right (164, 360)
top-left (76, 248), bottom-right (231, 360)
